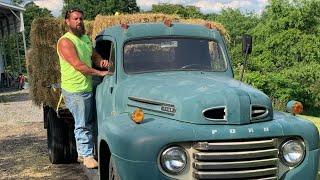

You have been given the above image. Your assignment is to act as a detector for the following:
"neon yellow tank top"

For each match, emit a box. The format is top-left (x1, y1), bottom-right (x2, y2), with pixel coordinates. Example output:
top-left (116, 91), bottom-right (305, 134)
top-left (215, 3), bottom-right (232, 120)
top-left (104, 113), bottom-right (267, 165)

top-left (57, 32), bottom-right (93, 93)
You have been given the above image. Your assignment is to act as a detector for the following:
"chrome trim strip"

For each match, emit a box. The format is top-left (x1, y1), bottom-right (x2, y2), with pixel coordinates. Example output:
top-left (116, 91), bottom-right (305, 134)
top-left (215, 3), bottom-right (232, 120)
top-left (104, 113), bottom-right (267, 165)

top-left (255, 177), bottom-right (278, 180)
top-left (193, 139), bottom-right (276, 151)
top-left (193, 158), bottom-right (278, 170)
top-left (127, 104), bottom-right (175, 116)
top-left (193, 149), bottom-right (278, 160)
top-left (128, 96), bottom-right (174, 107)
top-left (193, 167), bottom-right (278, 179)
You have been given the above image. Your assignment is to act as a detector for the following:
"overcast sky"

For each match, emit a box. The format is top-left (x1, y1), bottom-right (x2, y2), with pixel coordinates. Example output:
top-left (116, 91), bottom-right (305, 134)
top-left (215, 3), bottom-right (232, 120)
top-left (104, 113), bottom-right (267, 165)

top-left (31, 0), bottom-right (268, 17)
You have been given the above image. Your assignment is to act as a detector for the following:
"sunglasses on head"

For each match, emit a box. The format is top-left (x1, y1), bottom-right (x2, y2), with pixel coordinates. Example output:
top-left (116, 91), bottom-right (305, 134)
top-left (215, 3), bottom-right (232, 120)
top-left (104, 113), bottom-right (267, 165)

top-left (65, 8), bottom-right (84, 19)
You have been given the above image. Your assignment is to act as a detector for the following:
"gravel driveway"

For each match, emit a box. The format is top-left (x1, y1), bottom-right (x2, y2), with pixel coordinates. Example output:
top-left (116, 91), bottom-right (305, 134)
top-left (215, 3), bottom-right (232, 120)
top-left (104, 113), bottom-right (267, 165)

top-left (0, 88), bottom-right (87, 179)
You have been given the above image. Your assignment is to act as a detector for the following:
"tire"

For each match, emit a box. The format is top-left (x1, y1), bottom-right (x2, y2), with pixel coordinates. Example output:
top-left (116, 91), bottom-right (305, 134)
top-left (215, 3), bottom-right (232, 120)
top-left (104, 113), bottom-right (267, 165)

top-left (47, 107), bottom-right (78, 164)
top-left (109, 156), bottom-right (121, 180)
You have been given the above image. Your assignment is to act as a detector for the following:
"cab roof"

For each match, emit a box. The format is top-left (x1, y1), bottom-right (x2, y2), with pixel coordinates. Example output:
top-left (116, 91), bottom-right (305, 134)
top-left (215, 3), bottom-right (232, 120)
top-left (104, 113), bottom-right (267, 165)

top-left (96, 23), bottom-right (223, 42)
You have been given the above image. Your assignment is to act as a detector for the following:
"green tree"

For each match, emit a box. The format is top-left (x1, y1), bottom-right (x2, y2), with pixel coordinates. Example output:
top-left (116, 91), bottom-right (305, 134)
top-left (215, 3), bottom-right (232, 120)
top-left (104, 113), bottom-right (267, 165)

top-left (206, 9), bottom-right (259, 71)
top-left (251, 0), bottom-right (320, 71)
top-left (244, 0), bottom-right (320, 114)
top-left (62, 0), bottom-right (140, 20)
top-left (1, 2), bottom-right (52, 75)
top-left (11, 0), bottom-right (23, 5)
top-left (24, 2), bottom-right (53, 46)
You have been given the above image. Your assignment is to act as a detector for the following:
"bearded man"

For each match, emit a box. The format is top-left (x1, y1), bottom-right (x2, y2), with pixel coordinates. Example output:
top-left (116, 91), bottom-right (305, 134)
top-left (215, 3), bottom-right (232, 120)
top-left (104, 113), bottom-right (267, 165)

top-left (57, 8), bottom-right (111, 169)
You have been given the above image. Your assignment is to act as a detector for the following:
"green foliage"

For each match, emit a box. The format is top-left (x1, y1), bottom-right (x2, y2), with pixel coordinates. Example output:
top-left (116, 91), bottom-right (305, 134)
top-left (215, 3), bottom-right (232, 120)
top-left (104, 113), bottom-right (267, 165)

top-left (10, 0), bottom-right (23, 5)
top-left (241, 0), bottom-right (320, 115)
top-left (24, 2), bottom-right (53, 46)
top-left (245, 62), bottom-right (320, 114)
top-left (0, 2), bottom-right (52, 75)
top-left (2, 34), bottom-right (25, 75)
top-left (207, 9), bottom-right (259, 45)
top-left (62, 0), bottom-right (140, 20)
top-left (206, 9), bottom-right (259, 68)
top-left (151, 4), bottom-right (204, 19)
top-left (212, 0), bottom-right (320, 116)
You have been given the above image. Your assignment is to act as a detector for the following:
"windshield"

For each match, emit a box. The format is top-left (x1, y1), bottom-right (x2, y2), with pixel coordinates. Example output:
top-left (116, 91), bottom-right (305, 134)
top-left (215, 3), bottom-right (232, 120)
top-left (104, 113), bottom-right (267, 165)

top-left (123, 38), bottom-right (228, 74)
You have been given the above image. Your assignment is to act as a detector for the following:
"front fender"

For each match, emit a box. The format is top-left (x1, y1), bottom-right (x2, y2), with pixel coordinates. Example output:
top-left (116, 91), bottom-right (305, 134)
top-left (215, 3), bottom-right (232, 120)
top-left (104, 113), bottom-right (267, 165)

top-left (274, 112), bottom-right (319, 150)
top-left (98, 113), bottom-right (195, 162)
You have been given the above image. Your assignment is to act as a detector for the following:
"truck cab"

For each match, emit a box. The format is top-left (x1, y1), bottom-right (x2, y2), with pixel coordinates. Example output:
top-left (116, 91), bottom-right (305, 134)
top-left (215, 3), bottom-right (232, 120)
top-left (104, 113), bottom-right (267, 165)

top-left (47, 22), bottom-right (320, 180)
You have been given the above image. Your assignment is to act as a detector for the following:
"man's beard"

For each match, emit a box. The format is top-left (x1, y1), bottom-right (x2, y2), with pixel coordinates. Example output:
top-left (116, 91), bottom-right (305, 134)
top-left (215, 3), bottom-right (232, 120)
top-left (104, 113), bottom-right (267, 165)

top-left (70, 24), bottom-right (85, 37)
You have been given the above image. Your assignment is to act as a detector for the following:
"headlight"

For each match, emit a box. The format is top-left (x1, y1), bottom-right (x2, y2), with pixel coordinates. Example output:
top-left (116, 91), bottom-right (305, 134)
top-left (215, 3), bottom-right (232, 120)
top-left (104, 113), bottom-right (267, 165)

top-left (280, 139), bottom-right (305, 167)
top-left (160, 146), bottom-right (187, 174)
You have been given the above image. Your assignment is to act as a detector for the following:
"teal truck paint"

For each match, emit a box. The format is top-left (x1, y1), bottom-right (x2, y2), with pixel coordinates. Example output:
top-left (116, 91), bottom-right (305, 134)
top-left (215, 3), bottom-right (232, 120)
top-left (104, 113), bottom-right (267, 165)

top-left (92, 23), bottom-right (319, 179)
top-left (45, 22), bottom-right (319, 179)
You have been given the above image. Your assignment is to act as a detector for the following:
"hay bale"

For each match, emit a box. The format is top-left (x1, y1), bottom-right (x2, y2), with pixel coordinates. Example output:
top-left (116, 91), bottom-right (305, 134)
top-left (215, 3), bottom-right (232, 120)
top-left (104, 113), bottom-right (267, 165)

top-left (30, 18), bottom-right (93, 47)
top-left (30, 18), bottom-right (66, 48)
top-left (92, 13), bottom-right (229, 41)
top-left (92, 13), bottom-right (180, 39)
top-left (26, 46), bottom-right (61, 107)
top-left (180, 19), bottom-right (230, 41)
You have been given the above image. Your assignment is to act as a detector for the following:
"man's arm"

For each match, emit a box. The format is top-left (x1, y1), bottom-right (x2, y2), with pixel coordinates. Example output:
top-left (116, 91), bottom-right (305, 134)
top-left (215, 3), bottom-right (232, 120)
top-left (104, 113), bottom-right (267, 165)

top-left (58, 38), bottom-right (110, 76)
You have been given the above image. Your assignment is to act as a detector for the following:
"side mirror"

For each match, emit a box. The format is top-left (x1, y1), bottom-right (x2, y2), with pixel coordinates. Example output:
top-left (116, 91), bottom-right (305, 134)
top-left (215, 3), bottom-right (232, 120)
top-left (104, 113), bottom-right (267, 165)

top-left (242, 34), bottom-right (252, 55)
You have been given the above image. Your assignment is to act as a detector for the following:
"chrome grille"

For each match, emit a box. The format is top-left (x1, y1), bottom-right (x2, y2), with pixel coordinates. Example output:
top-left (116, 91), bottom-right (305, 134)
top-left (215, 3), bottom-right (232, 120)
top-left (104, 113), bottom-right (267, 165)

top-left (193, 138), bottom-right (279, 179)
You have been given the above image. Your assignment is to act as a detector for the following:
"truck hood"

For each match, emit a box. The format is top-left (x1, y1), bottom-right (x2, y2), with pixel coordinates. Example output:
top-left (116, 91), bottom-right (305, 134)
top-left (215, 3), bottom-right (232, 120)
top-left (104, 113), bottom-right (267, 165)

top-left (117, 72), bottom-right (273, 125)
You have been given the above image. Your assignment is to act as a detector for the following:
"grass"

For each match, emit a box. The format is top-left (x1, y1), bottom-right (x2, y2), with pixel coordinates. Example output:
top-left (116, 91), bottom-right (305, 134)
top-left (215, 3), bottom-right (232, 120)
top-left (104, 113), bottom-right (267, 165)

top-left (298, 115), bottom-right (320, 130)
top-left (297, 115), bottom-right (320, 180)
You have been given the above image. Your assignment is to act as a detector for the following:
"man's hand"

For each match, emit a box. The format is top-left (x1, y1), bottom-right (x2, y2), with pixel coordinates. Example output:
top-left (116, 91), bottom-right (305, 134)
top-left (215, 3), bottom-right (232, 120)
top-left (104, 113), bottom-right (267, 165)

top-left (99, 60), bottom-right (110, 69)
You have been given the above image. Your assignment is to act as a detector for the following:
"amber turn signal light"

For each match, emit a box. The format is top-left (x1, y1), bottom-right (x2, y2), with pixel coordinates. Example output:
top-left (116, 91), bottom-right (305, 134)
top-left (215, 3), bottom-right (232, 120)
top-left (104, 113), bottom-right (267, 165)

top-left (131, 108), bottom-right (144, 124)
top-left (286, 100), bottom-right (303, 115)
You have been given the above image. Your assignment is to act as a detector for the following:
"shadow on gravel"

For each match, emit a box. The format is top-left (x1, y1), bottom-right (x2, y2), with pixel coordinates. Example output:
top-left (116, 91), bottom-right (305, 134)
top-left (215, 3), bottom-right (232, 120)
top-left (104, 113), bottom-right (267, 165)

top-left (0, 92), bottom-right (29, 103)
top-left (0, 134), bottom-right (87, 179)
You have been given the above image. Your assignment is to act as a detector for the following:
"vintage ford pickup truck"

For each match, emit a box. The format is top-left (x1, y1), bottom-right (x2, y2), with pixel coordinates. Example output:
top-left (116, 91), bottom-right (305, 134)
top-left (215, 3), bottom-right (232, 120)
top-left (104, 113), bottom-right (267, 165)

top-left (45, 21), bottom-right (319, 180)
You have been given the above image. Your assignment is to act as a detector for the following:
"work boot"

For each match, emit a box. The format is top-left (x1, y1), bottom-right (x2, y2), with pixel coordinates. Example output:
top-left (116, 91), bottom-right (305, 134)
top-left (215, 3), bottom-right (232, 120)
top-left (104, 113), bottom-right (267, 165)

top-left (83, 156), bottom-right (98, 169)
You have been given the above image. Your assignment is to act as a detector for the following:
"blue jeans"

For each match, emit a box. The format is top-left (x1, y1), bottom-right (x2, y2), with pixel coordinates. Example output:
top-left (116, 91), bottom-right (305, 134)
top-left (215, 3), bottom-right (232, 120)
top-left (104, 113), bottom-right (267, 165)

top-left (62, 89), bottom-right (94, 157)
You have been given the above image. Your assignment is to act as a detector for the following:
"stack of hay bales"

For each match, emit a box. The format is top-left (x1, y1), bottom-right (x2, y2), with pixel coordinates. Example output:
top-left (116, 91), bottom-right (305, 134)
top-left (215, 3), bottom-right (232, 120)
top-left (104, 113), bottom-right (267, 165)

top-left (27, 18), bottom-right (93, 107)
top-left (27, 14), bottom-right (228, 108)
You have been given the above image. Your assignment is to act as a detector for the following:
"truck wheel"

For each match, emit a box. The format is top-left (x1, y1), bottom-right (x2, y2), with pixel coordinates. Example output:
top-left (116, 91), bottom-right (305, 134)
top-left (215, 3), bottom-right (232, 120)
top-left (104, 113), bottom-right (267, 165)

top-left (109, 157), bottom-right (120, 180)
top-left (47, 107), bottom-right (68, 164)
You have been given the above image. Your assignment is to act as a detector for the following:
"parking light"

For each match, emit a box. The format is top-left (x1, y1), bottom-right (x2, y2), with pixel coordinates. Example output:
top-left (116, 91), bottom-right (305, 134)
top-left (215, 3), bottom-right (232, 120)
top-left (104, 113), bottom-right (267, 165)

top-left (131, 108), bottom-right (144, 124)
top-left (286, 100), bottom-right (303, 115)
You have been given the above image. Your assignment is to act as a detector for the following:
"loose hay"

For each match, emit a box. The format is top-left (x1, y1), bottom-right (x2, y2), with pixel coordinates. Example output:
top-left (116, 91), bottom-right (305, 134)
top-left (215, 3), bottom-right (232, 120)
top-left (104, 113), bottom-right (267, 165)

top-left (27, 14), bottom-right (228, 107)
top-left (92, 13), bottom-right (180, 39)
top-left (92, 13), bottom-right (229, 41)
